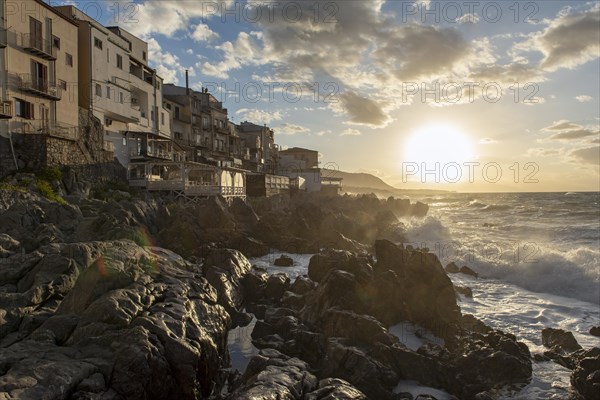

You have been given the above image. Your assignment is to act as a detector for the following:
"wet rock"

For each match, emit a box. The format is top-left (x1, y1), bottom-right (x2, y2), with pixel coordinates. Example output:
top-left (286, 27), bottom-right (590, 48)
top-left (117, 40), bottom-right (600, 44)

top-left (0, 241), bottom-right (232, 399)
top-left (571, 347), bottom-right (600, 400)
top-left (308, 249), bottom-right (373, 284)
top-left (459, 266), bottom-right (478, 278)
top-left (590, 326), bottom-right (600, 337)
top-left (542, 328), bottom-right (582, 353)
top-left (242, 267), bottom-right (269, 303)
top-left (321, 338), bottom-right (399, 400)
top-left (290, 275), bottom-right (316, 295)
top-left (274, 254), bottom-right (294, 267)
top-left (227, 349), bottom-right (318, 399)
top-left (265, 273), bottom-right (291, 301)
top-left (203, 248), bottom-right (252, 314)
top-left (445, 262), bottom-right (459, 273)
top-left (454, 285), bottom-right (473, 298)
top-left (305, 378), bottom-right (367, 400)
top-left (374, 240), bottom-right (461, 343)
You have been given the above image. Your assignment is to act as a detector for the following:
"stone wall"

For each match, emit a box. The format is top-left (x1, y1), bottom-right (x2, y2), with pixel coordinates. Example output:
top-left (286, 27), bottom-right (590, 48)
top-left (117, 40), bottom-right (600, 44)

top-left (0, 107), bottom-right (124, 181)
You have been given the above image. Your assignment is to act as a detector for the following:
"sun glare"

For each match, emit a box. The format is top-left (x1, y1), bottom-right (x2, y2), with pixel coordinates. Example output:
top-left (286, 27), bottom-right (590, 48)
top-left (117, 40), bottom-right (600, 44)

top-left (403, 124), bottom-right (475, 166)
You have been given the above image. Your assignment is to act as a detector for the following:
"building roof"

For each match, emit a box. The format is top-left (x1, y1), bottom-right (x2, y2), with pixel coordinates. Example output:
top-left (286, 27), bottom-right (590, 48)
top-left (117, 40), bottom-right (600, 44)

top-left (280, 147), bottom-right (317, 153)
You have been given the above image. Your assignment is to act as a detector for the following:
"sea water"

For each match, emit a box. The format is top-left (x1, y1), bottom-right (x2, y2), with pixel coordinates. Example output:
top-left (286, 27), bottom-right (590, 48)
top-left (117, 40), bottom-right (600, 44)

top-left (229, 192), bottom-right (600, 398)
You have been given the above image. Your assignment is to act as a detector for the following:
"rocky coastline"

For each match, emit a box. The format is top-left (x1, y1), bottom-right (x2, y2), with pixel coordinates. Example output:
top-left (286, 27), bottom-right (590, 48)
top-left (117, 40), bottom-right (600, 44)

top-left (0, 170), bottom-right (597, 400)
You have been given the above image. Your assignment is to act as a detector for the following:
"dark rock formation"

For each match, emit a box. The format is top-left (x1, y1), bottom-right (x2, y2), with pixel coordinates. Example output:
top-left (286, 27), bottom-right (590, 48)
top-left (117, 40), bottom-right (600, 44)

top-left (590, 326), bottom-right (600, 337)
top-left (542, 328), bottom-right (583, 353)
top-left (571, 348), bottom-right (600, 400)
top-left (0, 240), bottom-right (236, 399)
top-left (274, 254), bottom-right (294, 267)
top-left (445, 262), bottom-right (459, 273)
top-left (459, 266), bottom-right (479, 278)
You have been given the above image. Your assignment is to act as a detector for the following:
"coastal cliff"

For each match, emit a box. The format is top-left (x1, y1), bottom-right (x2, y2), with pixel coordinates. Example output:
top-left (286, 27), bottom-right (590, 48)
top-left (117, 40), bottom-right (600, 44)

top-left (0, 170), bottom-right (595, 400)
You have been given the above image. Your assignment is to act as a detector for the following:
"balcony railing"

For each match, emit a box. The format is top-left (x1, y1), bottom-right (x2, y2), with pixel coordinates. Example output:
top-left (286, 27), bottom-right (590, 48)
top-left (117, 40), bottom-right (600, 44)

top-left (18, 74), bottom-right (62, 100)
top-left (0, 101), bottom-right (12, 119)
top-left (21, 33), bottom-right (57, 60)
top-left (10, 119), bottom-right (79, 140)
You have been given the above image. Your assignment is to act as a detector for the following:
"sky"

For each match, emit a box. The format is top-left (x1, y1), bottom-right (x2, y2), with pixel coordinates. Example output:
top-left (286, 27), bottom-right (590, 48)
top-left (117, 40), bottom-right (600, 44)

top-left (54, 0), bottom-right (599, 192)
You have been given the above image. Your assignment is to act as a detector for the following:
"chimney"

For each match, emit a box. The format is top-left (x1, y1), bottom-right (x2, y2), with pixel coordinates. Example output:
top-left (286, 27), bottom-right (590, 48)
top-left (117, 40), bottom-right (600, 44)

top-left (185, 69), bottom-right (189, 95)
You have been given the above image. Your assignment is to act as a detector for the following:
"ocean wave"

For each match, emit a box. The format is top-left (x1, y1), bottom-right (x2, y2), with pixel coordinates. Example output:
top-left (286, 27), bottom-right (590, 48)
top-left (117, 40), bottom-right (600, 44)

top-left (450, 244), bottom-right (600, 305)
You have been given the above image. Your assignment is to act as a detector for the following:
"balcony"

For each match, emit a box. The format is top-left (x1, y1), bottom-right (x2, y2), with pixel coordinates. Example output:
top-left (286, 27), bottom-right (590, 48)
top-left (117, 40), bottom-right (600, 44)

top-left (18, 74), bottom-right (62, 100)
top-left (9, 119), bottom-right (79, 140)
top-left (21, 33), bottom-right (57, 60)
top-left (0, 101), bottom-right (12, 119)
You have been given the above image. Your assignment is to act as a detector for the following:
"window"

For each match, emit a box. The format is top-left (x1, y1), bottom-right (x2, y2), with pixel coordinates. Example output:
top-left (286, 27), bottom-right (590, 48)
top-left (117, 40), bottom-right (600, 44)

top-left (174, 107), bottom-right (180, 120)
top-left (95, 83), bottom-right (102, 97)
top-left (151, 110), bottom-right (154, 122)
top-left (116, 54), bottom-right (123, 69)
top-left (107, 48), bottom-right (110, 63)
top-left (52, 35), bottom-right (60, 50)
top-left (106, 86), bottom-right (111, 99)
top-left (119, 92), bottom-right (124, 104)
top-left (31, 61), bottom-right (48, 88)
top-left (142, 51), bottom-right (147, 61)
top-left (59, 80), bottom-right (67, 91)
top-left (94, 37), bottom-right (103, 49)
top-left (165, 103), bottom-right (171, 110)
top-left (161, 112), bottom-right (165, 125)
top-left (175, 132), bottom-right (182, 140)
top-left (122, 138), bottom-right (127, 146)
top-left (29, 17), bottom-right (42, 49)
top-left (65, 53), bottom-right (73, 67)
top-left (202, 117), bottom-right (209, 129)
top-left (15, 99), bottom-right (34, 119)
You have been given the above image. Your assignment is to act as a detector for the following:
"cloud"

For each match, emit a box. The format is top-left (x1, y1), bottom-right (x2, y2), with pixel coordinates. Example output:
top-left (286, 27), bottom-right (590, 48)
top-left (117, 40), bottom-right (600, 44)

top-left (570, 146), bottom-right (600, 165)
top-left (235, 108), bottom-right (283, 124)
top-left (336, 91), bottom-right (391, 127)
top-left (542, 120), bottom-right (583, 131)
top-left (276, 123), bottom-right (309, 135)
top-left (575, 95), bottom-right (593, 103)
top-left (118, 1), bottom-right (232, 38)
top-left (524, 6), bottom-right (600, 72)
top-left (199, 32), bottom-right (264, 79)
top-left (542, 119), bottom-right (600, 141)
top-left (549, 129), bottom-right (599, 140)
top-left (148, 38), bottom-right (185, 83)
top-left (340, 128), bottom-right (362, 136)
top-left (456, 13), bottom-right (480, 24)
top-left (479, 138), bottom-right (498, 144)
top-left (526, 148), bottom-right (561, 157)
top-left (191, 24), bottom-right (219, 42)
top-left (316, 130), bottom-right (332, 136)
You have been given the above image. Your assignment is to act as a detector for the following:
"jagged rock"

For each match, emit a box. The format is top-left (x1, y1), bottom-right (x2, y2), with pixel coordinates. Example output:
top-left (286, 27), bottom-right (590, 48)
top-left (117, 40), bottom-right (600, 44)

top-left (445, 262), bottom-right (459, 273)
top-left (321, 338), bottom-right (399, 400)
top-left (305, 378), bottom-right (368, 400)
top-left (242, 267), bottom-right (269, 303)
top-left (374, 240), bottom-right (461, 343)
top-left (542, 328), bottom-right (582, 353)
top-left (308, 249), bottom-right (372, 284)
top-left (265, 273), bottom-right (291, 301)
top-left (0, 241), bottom-right (232, 399)
top-left (459, 266), bottom-right (478, 278)
top-left (203, 248), bottom-right (252, 314)
top-left (274, 254), bottom-right (294, 267)
top-left (590, 326), bottom-right (600, 337)
top-left (290, 275), bottom-right (316, 295)
top-left (571, 347), bottom-right (600, 400)
top-left (454, 285), bottom-right (473, 298)
top-left (226, 349), bottom-right (318, 399)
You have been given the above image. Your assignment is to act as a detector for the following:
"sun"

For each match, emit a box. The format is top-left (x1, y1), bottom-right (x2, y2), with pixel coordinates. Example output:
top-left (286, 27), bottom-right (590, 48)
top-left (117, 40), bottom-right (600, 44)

top-left (403, 123), bottom-right (475, 166)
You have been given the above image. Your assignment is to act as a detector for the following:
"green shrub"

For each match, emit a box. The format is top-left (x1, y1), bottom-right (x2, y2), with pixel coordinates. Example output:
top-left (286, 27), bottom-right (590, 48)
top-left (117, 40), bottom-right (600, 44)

top-left (35, 180), bottom-right (66, 204)
top-left (36, 167), bottom-right (63, 183)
